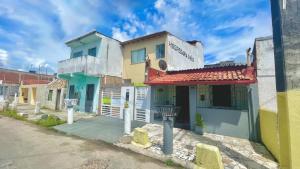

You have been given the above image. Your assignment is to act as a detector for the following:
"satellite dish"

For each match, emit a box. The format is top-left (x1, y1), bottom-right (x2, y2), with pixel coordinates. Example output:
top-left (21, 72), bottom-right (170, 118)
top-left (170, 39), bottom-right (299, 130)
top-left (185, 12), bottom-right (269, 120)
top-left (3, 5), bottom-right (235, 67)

top-left (159, 60), bottom-right (167, 70)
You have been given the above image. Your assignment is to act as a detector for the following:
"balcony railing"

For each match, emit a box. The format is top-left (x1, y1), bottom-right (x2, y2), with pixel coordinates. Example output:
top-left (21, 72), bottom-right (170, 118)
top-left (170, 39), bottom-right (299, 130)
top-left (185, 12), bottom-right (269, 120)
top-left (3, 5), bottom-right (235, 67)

top-left (57, 55), bottom-right (102, 76)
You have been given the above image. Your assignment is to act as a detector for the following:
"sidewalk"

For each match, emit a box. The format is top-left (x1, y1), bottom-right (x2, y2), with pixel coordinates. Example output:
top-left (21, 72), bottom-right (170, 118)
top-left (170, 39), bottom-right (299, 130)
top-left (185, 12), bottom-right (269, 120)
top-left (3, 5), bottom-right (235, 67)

top-left (116, 124), bottom-right (279, 169)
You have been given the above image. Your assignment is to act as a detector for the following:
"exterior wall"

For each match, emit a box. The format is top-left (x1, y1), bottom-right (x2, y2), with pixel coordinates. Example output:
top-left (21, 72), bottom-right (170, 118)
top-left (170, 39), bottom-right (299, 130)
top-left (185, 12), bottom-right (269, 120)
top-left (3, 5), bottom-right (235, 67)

top-left (0, 84), bottom-right (19, 102)
top-left (166, 34), bottom-right (204, 71)
top-left (44, 88), bottom-right (66, 111)
top-left (123, 35), bottom-right (167, 83)
top-left (58, 33), bottom-right (123, 77)
top-left (67, 75), bottom-right (100, 113)
top-left (18, 84), bottom-right (47, 106)
top-left (254, 37), bottom-right (277, 112)
top-left (198, 108), bottom-right (250, 139)
top-left (122, 33), bottom-right (204, 84)
top-left (260, 109), bottom-right (280, 160)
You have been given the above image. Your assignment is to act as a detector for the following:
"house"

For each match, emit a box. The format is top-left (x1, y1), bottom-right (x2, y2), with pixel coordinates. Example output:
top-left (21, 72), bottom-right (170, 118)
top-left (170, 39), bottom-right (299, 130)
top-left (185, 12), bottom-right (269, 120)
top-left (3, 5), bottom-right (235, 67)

top-left (145, 60), bottom-right (260, 141)
top-left (0, 68), bottom-right (54, 102)
top-left (18, 79), bottom-right (52, 106)
top-left (44, 79), bottom-right (67, 111)
top-left (57, 30), bottom-right (123, 113)
top-left (99, 31), bottom-right (205, 122)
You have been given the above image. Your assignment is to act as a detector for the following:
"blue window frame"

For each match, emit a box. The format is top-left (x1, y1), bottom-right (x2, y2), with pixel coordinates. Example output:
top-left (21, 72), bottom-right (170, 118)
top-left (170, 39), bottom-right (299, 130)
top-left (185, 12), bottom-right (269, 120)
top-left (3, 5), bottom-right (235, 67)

top-left (156, 43), bottom-right (165, 59)
top-left (88, 47), bottom-right (97, 57)
top-left (72, 51), bottom-right (83, 58)
top-left (131, 48), bottom-right (146, 64)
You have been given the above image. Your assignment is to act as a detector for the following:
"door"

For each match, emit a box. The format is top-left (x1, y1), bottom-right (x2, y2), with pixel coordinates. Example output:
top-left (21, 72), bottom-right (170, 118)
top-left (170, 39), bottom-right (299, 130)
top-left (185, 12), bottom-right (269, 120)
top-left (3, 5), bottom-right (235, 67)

top-left (55, 89), bottom-right (61, 111)
top-left (85, 84), bottom-right (95, 113)
top-left (175, 86), bottom-right (190, 129)
top-left (134, 87), bottom-right (151, 122)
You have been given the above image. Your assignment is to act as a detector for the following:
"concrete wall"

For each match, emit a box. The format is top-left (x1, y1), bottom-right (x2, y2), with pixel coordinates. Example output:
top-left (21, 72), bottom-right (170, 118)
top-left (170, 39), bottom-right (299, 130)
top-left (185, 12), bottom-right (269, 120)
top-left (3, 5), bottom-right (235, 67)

top-left (122, 34), bottom-right (167, 83)
top-left (166, 34), bottom-right (204, 71)
top-left (44, 88), bottom-right (66, 111)
top-left (254, 37), bottom-right (277, 112)
top-left (19, 84), bottom-right (47, 106)
top-left (67, 75), bottom-right (100, 113)
top-left (198, 108), bottom-right (250, 139)
top-left (260, 109), bottom-right (280, 160)
top-left (0, 84), bottom-right (19, 102)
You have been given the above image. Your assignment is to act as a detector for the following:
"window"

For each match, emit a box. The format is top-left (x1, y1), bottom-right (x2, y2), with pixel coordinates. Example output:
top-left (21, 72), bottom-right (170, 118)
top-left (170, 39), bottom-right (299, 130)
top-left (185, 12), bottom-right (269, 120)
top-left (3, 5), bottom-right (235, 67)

top-left (156, 44), bottom-right (165, 59)
top-left (212, 85), bottom-right (231, 107)
top-left (48, 90), bottom-right (53, 101)
top-left (72, 51), bottom-right (83, 58)
top-left (131, 48), bottom-right (146, 64)
top-left (88, 47), bottom-right (97, 57)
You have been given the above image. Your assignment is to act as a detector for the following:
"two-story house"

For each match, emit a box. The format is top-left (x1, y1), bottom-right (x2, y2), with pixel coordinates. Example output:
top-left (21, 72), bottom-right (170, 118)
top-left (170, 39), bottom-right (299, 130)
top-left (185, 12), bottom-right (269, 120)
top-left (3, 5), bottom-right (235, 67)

top-left (57, 31), bottom-right (122, 113)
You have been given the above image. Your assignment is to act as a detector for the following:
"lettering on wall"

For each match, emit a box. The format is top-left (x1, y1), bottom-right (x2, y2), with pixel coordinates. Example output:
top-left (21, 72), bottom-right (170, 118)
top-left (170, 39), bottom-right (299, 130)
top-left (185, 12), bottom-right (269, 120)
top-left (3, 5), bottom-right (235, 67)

top-left (168, 41), bottom-right (195, 62)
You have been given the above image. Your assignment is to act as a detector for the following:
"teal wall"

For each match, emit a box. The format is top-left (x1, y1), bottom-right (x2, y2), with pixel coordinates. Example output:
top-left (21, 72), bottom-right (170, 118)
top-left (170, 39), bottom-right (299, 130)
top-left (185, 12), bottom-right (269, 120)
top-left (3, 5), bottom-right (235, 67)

top-left (67, 74), bottom-right (100, 113)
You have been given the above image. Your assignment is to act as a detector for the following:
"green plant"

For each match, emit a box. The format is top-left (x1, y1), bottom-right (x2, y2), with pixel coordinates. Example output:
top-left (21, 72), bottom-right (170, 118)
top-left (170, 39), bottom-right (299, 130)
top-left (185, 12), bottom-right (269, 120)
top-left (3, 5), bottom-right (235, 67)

top-left (0, 109), bottom-right (26, 121)
top-left (165, 159), bottom-right (175, 166)
top-left (195, 113), bottom-right (204, 128)
top-left (35, 115), bottom-right (65, 127)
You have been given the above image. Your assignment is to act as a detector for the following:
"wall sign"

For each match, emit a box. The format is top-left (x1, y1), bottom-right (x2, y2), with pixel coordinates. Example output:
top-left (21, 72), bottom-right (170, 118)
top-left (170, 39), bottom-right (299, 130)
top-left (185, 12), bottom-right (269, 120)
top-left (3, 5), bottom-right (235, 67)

top-left (168, 41), bottom-right (195, 62)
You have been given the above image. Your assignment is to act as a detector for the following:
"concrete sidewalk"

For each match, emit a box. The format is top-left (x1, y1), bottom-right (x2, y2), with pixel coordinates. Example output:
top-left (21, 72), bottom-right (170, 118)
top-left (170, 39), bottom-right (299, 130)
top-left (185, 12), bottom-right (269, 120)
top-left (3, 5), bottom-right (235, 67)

top-left (54, 116), bottom-right (146, 143)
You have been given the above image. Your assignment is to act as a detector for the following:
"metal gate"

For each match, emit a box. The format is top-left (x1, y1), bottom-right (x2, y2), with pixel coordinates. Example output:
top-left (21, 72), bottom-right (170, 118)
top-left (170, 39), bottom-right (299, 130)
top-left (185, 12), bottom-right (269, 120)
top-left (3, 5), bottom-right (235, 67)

top-left (101, 88), bottom-right (122, 119)
top-left (134, 87), bottom-right (151, 122)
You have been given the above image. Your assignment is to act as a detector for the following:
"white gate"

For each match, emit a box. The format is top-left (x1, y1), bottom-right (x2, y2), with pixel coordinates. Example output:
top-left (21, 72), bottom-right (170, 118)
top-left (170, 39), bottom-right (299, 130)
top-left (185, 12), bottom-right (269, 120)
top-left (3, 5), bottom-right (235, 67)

top-left (134, 87), bottom-right (151, 122)
top-left (101, 88), bottom-right (122, 119)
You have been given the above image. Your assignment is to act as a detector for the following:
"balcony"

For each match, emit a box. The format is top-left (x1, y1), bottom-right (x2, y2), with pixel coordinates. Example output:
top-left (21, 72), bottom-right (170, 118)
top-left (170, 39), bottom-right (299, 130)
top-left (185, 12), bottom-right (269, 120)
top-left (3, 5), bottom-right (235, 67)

top-left (58, 55), bottom-right (102, 76)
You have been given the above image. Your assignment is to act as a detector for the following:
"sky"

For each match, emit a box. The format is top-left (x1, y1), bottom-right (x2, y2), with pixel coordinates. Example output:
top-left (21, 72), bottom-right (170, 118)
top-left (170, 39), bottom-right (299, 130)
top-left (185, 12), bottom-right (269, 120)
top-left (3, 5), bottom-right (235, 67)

top-left (0, 0), bottom-right (272, 74)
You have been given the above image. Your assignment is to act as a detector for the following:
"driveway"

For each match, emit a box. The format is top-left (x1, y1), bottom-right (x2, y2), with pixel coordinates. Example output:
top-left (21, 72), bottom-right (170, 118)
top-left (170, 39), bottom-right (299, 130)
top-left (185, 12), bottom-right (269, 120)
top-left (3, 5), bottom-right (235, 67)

top-left (54, 116), bottom-right (146, 143)
top-left (0, 115), bottom-right (171, 169)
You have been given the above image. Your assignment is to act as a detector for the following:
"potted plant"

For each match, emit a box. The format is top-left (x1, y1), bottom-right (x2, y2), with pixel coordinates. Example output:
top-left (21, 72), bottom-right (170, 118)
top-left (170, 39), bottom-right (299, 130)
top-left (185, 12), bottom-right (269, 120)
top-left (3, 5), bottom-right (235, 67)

top-left (195, 113), bottom-right (204, 135)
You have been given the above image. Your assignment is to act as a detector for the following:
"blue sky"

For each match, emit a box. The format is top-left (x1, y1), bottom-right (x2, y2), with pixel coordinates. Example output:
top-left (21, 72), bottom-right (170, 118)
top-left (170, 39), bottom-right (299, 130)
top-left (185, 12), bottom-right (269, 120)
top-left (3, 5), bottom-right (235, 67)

top-left (0, 0), bottom-right (272, 73)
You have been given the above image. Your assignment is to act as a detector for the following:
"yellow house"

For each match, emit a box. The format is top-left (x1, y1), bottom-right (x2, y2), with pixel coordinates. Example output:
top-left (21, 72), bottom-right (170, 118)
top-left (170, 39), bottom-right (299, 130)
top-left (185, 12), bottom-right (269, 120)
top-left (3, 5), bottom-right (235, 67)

top-left (121, 31), bottom-right (204, 84)
top-left (19, 80), bottom-right (50, 106)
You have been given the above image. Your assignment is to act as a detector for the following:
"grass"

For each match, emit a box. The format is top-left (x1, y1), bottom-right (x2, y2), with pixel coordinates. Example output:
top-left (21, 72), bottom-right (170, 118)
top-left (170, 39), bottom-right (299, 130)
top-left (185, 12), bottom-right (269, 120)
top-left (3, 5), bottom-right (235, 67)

top-left (0, 109), bottom-right (27, 121)
top-left (0, 109), bottom-right (65, 128)
top-left (34, 115), bottom-right (65, 127)
top-left (165, 159), bottom-right (175, 166)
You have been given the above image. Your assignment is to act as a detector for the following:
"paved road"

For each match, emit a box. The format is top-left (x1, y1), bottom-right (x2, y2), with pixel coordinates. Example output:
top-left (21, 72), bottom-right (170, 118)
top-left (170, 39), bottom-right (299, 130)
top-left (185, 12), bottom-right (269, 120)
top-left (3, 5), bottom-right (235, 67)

top-left (0, 116), bottom-right (171, 169)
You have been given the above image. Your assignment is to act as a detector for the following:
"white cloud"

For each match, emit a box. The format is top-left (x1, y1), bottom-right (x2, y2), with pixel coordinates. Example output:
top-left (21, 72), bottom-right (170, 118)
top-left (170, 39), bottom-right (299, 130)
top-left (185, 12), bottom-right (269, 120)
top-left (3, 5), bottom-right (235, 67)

top-left (112, 27), bottom-right (131, 41)
top-left (0, 49), bottom-right (8, 66)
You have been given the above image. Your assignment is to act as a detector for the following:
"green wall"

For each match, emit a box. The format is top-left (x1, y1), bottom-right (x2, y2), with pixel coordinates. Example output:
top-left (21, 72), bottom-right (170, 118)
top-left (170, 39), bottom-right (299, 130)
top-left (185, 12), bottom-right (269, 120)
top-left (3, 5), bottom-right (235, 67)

top-left (67, 74), bottom-right (100, 113)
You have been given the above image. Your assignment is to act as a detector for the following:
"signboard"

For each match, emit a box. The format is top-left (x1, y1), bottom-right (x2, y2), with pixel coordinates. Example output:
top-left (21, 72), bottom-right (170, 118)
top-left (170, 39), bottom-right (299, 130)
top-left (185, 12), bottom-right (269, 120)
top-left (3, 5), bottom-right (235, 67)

top-left (166, 35), bottom-right (204, 71)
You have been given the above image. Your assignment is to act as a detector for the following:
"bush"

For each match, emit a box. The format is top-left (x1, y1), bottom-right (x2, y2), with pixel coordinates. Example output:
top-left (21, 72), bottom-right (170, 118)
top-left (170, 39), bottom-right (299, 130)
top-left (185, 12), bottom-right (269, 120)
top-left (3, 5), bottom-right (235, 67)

top-left (35, 115), bottom-right (65, 127)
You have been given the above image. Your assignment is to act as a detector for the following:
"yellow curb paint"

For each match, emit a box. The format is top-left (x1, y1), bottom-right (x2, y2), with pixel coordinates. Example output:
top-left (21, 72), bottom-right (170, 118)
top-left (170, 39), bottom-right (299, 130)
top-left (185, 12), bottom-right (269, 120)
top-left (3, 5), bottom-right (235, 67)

top-left (195, 143), bottom-right (224, 169)
top-left (132, 128), bottom-right (151, 148)
top-left (277, 89), bottom-right (300, 169)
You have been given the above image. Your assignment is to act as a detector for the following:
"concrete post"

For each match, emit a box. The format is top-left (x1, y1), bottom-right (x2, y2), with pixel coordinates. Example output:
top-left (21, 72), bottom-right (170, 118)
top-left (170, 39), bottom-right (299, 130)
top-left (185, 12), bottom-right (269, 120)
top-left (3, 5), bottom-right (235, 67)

top-left (124, 108), bottom-right (131, 134)
top-left (163, 117), bottom-right (173, 155)
top-left (67, 106), bottom-right (74, 124)
top-left (35, 101), bottom-right (40, 114)
top-left (270, 0), bottom-right (300, 168)
top-left (12, 93), bottom-right (18, 110)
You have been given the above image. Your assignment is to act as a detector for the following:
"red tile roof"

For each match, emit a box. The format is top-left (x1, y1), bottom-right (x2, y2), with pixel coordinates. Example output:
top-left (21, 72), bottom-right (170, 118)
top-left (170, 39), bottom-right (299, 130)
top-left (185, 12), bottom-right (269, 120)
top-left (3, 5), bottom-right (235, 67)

top-left (145, 65), bottom-right (256, 85)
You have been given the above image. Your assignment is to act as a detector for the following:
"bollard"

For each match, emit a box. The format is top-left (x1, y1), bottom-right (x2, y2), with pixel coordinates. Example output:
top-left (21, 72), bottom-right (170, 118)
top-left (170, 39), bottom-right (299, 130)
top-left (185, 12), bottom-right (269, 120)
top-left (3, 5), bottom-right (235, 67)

top-left (35, 101), bottom-right (41, 114)
top-left (163, 117), bottom-right (173, 154)
top-left (67, 106), bottom-right (73, 124)
top-left (124, 108), bottom-right (131, 134)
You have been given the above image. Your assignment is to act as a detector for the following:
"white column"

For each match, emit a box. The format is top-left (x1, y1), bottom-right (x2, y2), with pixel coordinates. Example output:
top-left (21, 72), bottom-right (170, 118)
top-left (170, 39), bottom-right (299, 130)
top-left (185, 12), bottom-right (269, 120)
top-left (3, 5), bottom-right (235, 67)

top-left (67, 107), bottom-right (74, 124)
top-left (124, 107), bottom-right (131, 134)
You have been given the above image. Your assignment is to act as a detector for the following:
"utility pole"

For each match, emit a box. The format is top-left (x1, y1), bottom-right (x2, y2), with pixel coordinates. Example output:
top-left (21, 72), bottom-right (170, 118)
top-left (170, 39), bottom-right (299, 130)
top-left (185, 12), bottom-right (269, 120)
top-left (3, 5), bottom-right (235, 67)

top-left (270, 0), bottom-right (300, 168)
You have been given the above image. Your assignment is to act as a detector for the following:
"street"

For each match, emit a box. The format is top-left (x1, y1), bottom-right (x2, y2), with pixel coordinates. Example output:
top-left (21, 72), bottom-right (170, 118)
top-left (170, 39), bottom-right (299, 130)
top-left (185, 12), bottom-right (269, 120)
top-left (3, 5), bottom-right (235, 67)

top-left (0, 116), bottom-right (172, 169)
